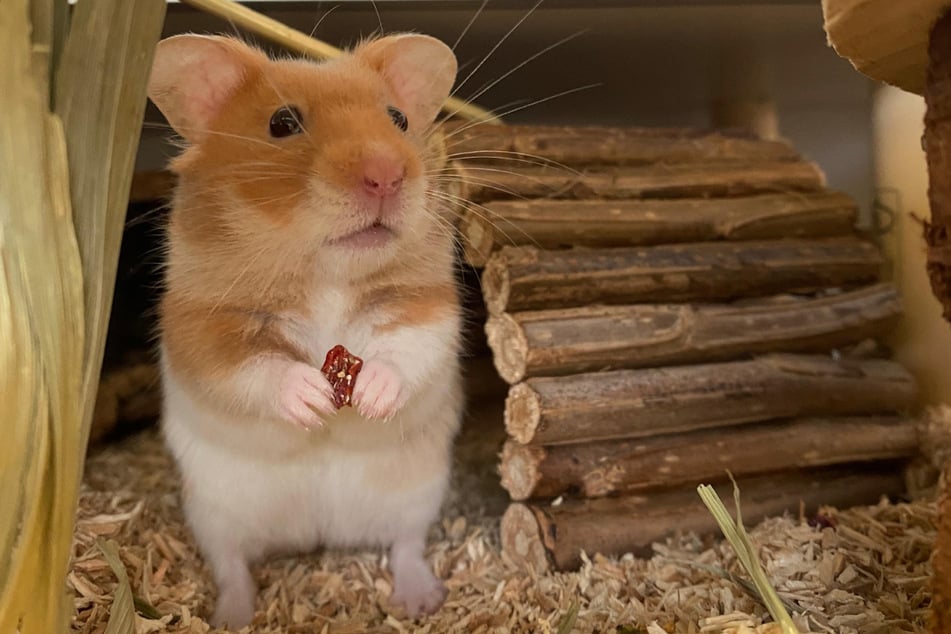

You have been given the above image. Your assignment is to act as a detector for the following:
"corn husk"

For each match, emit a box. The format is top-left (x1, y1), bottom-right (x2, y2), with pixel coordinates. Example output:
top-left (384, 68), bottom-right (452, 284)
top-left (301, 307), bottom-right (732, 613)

top-left (0, 0), bottom-right (165, 631)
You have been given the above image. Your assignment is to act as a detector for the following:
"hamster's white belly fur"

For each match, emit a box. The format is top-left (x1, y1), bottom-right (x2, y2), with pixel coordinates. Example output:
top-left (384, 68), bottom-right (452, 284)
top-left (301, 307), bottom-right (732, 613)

top-left (160, 355), bottom-right (461, 564)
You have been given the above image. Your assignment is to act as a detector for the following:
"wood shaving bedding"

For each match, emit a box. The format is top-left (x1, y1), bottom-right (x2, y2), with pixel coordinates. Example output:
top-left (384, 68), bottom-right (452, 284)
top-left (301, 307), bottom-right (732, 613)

top-left (70, 412), bottom-right (934, 634)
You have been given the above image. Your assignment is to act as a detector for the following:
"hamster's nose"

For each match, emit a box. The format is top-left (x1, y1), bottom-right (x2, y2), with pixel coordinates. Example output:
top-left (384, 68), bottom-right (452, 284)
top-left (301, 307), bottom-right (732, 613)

top-left (361, 155), bottom-right (405, 198)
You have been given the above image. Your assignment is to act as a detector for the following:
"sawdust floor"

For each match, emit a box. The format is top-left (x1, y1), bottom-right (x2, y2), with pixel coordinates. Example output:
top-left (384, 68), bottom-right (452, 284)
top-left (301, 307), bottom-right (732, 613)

top-left (70, 402), bottom-right (935, 634)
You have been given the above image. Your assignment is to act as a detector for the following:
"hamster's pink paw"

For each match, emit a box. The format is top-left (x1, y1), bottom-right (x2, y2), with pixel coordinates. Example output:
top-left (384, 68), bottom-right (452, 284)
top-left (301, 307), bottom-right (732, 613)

top-left (391, 566), bottom-right (447, 618)
top-left (211, 581), bottom-right (256, 630)
top-left (276, 362), bottom-right (335, 429)
top-left (352, 359), bottom-right (405, 420)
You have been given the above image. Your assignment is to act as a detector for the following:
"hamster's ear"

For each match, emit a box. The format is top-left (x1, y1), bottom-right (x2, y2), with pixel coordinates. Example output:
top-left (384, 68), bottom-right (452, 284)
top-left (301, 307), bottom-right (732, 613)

top-left (357, 34), bottom-right (457, 131)
top-left (148, 34), bottom-right (262, 142)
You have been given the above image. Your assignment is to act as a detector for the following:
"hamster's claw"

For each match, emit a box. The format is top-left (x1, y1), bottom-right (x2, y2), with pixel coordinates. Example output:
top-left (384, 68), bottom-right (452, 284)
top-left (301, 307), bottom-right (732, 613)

top-left (277, 362), bottom-right (336, 429)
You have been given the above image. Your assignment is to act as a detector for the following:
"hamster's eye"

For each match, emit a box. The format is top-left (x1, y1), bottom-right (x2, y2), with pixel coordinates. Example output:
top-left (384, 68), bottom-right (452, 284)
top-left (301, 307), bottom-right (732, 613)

top-left (269, 106), bottom-right (303, 138)
top-left (387, 106), bottom-right (408, 132)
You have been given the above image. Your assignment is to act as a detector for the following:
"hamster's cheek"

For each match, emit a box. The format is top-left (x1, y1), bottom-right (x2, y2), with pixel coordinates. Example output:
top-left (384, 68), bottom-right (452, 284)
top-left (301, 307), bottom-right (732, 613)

top-left (301, 178), bottom-right (354, 226)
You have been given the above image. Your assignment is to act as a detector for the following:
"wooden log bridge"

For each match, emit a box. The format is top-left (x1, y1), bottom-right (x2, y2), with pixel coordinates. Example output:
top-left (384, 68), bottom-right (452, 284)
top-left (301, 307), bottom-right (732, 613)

top-left (499, 415), bottom-right (919, 501)
top-left (486, 283), bottom-right (899, 384)
top-left (504, 353), bottom-right (918, 445)
top-left (501, 465), bottom-right (906, 571)
top-left (481, 237), bottom-right (882, 315)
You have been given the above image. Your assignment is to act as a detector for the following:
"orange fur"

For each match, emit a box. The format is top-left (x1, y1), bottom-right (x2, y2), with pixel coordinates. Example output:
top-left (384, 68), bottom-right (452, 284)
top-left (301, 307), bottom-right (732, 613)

top-left (150, 33), bottom-right (464, 626)
top-left (155, 35), bottom-right (459, 409)
top-left (161, 298), bottom-right (306, 392)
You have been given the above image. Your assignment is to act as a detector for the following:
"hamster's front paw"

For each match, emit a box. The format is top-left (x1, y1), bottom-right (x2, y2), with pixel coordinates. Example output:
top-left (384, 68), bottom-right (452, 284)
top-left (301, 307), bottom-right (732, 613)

top-left (276, 362), bottom-right (336, 429)
top-left (352, 359), bottom-right (405, 420)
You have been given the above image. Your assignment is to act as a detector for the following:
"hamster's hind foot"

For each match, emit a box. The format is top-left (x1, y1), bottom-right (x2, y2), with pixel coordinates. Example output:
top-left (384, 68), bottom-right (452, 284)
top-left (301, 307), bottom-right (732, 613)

top-left (389, 536), bottom-right (447, 618)
top-left (209, 552), bottom-right (257, 630)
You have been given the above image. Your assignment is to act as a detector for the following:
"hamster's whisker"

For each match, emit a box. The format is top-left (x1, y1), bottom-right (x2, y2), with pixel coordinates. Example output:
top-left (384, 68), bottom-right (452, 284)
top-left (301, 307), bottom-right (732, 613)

top-left (442, 83), bottom-right (602, 143)
top-left (207, 245), bottom-right (271, 315)
top-left (443, 150), bottom-right (581, 174)
top-left (424, 190), bottom-right (525, 252)
top-left (369, 0), bottom-right (384, 39)
top-left (142, 122), bottom-right (280, 149)
top-left (425, 189), bottom-right (539, 249)
top-left (427, 174), bottom-right (525, 200)
top-left (309, 4), bottom-right (341, 38)
top-left (418, 203), bottom-right (466, 254)
top-left (422, 193), bottom-right (466, 237)
top-left (445, 0), bottom-right (545, 108)
top-left (428, 164), bottom-right (557, 181)
top-left (209, 166), bottom-right (300, 184)
top-left (242, 191), bottom-right (309, 209)
top-left (125, 204), bottom-right (172, 229)
top-left (451, 0), bottom-right (489, 51)
top-left (444, 29), bottom-right (586, 124)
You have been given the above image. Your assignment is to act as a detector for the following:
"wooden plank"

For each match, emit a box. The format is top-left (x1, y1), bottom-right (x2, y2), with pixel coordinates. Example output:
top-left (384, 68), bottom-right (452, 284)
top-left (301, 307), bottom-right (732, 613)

top-left (462, 191), bottom-right (859, 267)
top-left (504, 354), bottom-right (918, 445)
top-left (481, 238), bottom-right (882, 316)
top-left (501, 465), bottom-right (906, 571)
top-left (486, 284), bottom-right (900, 384)
top-left (499, 416), bottom-right (919, 500)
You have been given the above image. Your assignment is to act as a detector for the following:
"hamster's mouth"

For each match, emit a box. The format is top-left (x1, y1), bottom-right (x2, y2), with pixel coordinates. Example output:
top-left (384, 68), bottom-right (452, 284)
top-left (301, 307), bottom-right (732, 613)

top-left (330, 221), bottom-right (395, 249)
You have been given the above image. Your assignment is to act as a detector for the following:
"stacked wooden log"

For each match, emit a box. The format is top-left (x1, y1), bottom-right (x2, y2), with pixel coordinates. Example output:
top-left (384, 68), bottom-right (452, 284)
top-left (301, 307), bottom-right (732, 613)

top-left (447, 122), bottom-right (922, 572)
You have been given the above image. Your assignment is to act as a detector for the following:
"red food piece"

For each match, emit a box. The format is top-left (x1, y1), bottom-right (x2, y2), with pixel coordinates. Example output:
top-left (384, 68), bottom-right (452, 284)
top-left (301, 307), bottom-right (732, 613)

top-left (320, 345), bottom-right (364, 409)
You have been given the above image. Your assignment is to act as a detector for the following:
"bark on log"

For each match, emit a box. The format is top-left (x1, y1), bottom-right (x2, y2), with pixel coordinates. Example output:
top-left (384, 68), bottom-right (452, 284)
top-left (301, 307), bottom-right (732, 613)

top-left (499, 415), bottom-right (919, 501)
top-left (462, 191), bottom-right (858, 267)
top-left (442, 122), bottom-right (801, 165)
top-left (505, 353), bottom-right (918, 445)
top-left (501, 465), bottom-right (906, 571)
top-left (486, 284), bottom-right (900, 384)
top-left (461, 161), bottom-right (825, 203)
top-left (924, 9), bottom-right (951, 322)
top-left (481, 238), bottom-right (882, 317)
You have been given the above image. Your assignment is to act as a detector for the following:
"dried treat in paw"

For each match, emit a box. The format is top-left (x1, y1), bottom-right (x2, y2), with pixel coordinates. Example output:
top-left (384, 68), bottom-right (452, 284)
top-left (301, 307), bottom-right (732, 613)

top-left (320, 345), bottom-right (364, 408)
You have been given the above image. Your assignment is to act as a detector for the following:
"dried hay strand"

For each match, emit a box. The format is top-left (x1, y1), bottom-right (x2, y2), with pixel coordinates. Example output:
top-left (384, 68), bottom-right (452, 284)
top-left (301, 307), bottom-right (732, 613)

top-left (697, 480), bottom-right (799, 634)
top-left (177, 0), bottom-right (500, 124)
top-left (70, 422), bottom-right (934, 634)
top-left (0, 0), bottom-right (164, 631)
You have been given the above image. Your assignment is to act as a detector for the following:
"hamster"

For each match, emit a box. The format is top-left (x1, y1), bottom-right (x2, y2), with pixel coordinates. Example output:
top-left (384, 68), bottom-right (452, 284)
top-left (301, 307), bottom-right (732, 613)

top-left (147, 32), bottom-right (462, 629)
